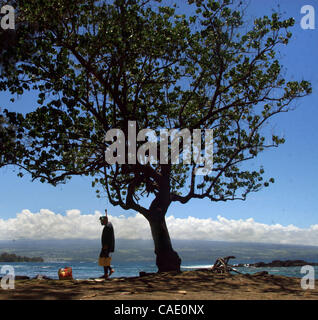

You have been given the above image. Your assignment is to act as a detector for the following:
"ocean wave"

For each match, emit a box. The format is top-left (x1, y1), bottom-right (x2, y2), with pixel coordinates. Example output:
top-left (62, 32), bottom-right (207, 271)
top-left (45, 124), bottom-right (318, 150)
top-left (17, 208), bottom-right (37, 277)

top-left (182, 265), bottom-right (212, 269)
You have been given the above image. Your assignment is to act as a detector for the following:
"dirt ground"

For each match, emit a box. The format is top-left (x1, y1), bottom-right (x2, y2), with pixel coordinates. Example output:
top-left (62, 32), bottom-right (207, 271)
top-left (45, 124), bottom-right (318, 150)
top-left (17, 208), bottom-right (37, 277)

top-left (0, 269), bottom-right (317, 300)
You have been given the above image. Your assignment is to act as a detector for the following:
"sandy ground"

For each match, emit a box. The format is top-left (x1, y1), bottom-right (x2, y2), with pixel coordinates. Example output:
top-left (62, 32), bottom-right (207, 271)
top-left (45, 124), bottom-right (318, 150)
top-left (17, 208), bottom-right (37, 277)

top-left (1, 269), bottom-right (318, 300)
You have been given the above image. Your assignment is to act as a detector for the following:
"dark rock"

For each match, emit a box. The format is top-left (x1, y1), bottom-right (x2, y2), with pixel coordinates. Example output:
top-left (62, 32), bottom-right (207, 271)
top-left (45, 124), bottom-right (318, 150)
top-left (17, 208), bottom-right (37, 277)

top-left (254, 262), bottom-right (266, 267)
top-left (244, 260), bottom-right (318, 268)
top-left (252, 271), bottom-right (269, 276)
top-left (15, 275), bottom-right (30, 280)
top-left (139, 271), bottom-right (156, 277)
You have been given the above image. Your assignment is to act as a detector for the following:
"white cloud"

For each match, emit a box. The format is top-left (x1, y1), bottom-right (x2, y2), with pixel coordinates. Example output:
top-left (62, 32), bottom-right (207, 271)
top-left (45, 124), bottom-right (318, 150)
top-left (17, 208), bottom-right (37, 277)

top-left (1, 209), bottom-right (318, 246)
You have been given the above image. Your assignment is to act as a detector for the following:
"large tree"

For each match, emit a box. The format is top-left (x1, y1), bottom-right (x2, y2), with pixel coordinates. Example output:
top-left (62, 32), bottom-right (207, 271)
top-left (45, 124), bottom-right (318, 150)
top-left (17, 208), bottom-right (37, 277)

top-left (0, 0), bottom-right (311, 272)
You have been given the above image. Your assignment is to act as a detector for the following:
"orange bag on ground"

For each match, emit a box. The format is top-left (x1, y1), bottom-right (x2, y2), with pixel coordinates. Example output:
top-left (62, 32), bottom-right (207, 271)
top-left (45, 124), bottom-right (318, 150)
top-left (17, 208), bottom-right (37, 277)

top-left (58, 267), bottom-right (73, 280)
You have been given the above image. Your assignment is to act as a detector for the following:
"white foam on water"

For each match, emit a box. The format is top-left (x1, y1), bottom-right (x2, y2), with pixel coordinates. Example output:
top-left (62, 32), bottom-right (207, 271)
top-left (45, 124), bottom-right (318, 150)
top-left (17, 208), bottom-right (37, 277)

top-left (182, 265), bottom-right (212, 269)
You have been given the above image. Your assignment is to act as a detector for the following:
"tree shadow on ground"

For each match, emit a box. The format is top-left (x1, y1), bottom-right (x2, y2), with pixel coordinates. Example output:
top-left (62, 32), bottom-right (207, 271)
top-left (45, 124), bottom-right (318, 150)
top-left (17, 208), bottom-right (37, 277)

top-left (1, 270), bottom-right (317, 300)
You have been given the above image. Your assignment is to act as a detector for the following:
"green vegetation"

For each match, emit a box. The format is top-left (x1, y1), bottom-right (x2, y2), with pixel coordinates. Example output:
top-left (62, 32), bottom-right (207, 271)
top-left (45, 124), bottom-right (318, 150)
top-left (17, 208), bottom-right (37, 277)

top-left (0, 252), bottom-right (44, 262)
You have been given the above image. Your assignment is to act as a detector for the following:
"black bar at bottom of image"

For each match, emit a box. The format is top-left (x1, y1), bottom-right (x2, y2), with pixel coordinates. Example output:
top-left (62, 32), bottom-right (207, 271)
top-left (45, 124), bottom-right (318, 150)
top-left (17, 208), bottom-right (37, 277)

top-left (3, 300), bottom-right (317, 319)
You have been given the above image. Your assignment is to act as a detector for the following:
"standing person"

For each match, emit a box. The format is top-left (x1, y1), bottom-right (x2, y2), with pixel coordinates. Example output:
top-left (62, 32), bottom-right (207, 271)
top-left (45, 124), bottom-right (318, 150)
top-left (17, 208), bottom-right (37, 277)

top-left (99, 209), bottom-right (115, 279)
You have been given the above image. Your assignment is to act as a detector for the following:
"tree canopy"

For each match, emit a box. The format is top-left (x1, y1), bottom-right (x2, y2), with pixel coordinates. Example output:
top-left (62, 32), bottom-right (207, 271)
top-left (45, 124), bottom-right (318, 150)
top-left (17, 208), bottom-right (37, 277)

top-left (0, 0), bottom-right (311, 271)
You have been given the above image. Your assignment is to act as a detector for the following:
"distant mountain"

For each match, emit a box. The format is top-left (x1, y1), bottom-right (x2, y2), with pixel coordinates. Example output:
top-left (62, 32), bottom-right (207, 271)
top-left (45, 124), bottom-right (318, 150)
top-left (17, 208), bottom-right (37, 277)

top-left (0, 239), bottom-right (317, 264)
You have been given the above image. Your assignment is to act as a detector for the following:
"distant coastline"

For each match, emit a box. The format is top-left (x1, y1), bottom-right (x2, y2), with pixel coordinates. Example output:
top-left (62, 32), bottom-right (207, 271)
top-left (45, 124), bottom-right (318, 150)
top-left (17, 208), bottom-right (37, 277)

top-left (1, 239), bottom-right (318, 264)
top-left (234, 259), bottom-right (318, 268)
top-left (0, 252), bottom-right (44, 262)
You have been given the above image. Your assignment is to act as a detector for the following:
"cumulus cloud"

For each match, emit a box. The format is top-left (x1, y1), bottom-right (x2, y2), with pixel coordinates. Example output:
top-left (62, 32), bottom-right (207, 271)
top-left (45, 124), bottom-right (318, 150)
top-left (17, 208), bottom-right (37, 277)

top-left (1, 209), bottom-right (318, 246)
top-left (0, 209), bottom-right (151, 241)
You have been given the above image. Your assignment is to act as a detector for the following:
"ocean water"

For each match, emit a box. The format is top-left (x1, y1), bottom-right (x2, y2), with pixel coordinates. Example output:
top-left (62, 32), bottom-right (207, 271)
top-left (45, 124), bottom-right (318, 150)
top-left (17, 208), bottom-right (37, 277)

top-left (0, 261), bottom-right (157, 280)
top-left (182, 263), bottom-right (318, 279)
top-left (1, 260), bottom-right (318, 280)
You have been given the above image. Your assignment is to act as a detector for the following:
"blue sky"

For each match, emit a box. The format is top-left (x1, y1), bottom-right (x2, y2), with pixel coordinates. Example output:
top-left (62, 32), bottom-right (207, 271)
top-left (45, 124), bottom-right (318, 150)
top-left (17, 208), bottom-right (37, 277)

top-left (0, 0), bottom-right (317, 239)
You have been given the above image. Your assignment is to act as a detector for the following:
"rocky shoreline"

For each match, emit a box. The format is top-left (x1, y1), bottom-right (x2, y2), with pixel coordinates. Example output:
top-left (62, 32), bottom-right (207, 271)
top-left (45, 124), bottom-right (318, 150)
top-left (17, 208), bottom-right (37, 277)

top-left (2, 259), bottom-right (318, 282)
top-left (234, 259), bottom-right (318, 268)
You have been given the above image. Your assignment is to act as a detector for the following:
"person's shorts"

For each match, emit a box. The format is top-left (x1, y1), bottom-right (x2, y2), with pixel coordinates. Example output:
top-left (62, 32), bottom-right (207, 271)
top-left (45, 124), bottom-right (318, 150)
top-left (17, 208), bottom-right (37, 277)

top-left (99, 248), bottom-right (109, 258)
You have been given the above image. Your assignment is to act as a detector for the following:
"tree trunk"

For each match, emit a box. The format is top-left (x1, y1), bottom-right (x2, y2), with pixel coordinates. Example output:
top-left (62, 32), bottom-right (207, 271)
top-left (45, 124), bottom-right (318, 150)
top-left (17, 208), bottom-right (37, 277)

top-left (148, 214), bottom-right (181, 273)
